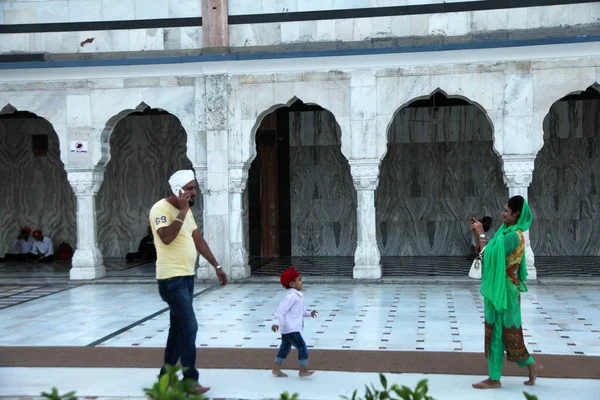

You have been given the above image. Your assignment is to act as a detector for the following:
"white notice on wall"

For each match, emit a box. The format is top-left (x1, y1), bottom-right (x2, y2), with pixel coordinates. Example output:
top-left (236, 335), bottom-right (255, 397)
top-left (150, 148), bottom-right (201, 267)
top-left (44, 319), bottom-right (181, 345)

top-left (70, 141), bottom-right (88, 153)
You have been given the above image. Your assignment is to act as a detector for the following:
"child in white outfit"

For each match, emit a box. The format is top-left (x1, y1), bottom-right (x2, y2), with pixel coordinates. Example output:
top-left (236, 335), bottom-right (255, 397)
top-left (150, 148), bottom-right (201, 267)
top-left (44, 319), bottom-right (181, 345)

top-left (272, 266), bottom-right (318, 377)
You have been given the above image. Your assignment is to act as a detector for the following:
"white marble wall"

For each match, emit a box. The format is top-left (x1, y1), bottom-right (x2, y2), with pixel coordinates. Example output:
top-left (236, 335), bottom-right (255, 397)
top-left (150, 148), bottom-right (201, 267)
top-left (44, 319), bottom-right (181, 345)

top-left (229, 4), bottom-right (599, 47)
top-left (0, 27), bottom-right (203, 54)
top-left (1, 55), bottom-right (600, 278)
top-left (0, 0), bottom-right (202, 24)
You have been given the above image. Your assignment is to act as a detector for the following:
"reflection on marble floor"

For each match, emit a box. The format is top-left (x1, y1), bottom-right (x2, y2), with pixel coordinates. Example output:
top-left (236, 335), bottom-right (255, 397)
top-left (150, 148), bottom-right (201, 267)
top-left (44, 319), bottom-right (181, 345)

top-left (0, 283), bottom-right (598, 356)
top-left (2, 257), bottom-right (600, 282)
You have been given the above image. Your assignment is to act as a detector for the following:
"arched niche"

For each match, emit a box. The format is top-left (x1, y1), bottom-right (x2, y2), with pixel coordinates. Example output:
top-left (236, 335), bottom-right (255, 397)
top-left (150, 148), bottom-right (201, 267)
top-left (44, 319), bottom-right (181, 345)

top-left (0, 107), bottom-right (76, 258)
top-left (246, 98), bottom-right (357, 264)
top-left (530, 84), bottom-right (600, 257)
top-left (377, 90), bottom-right (506, 258)
top-left (96, 105), bottom-right (201, 259)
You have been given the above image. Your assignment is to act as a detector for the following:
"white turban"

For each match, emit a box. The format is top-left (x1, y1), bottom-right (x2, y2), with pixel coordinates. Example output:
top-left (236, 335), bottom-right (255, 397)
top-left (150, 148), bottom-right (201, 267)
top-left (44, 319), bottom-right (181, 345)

top-left (168, 170), bottom-right (195, 192)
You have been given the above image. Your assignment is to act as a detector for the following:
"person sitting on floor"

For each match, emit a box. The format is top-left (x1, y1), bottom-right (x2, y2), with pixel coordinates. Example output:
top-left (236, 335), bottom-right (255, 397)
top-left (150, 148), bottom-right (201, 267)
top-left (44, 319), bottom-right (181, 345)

top-left (470, 216), bottom-right (495, 259)
top-left (126, 225), bottom-right (157, 263)
top-left (30, 230), bottom-right (54, 263)
top-left (1, 227), bottom-right (35, 262)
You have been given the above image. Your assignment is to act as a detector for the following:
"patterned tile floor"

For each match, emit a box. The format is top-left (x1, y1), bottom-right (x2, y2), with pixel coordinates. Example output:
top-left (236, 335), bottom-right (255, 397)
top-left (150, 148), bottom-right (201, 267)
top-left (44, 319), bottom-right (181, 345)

top-left (1, 283), bottom-right (598, 356)
top-left (0, 285), bottom-right (76, 309)
top-left (1, 282), bottom-right (599, 399)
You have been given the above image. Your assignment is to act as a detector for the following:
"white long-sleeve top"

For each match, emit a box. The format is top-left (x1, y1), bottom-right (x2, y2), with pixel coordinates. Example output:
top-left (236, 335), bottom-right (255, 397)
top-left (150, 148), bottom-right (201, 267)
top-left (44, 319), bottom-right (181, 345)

top-left (32, 237), bottom-right (54, 256)
top-left (272, 288), bottom-right (311, 334)
top-left (10, 237), bottom-right (34, 254)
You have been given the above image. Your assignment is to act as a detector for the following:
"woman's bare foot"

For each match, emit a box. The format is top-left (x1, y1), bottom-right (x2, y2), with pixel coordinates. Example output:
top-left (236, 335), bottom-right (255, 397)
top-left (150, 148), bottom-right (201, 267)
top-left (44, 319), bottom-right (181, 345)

top-left (272, 363), bottom-right (288, 377)
top-left (299, 366), bottom-right (314, 377)
top-left (524, 362), bottom-right (543, 386)
top-left (472, 378), bottom-right (501, 389)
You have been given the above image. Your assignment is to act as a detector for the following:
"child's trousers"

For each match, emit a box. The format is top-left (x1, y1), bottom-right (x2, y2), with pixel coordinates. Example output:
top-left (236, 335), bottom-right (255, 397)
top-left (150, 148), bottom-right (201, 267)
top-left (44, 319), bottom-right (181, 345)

top-left (275, 332), bottom-right (308, 366)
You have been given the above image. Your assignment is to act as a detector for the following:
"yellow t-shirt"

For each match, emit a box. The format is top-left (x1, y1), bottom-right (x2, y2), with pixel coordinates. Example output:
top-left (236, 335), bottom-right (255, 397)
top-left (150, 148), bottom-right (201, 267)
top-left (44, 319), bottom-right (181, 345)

top-left (149, 199), bottom-right (198, 279)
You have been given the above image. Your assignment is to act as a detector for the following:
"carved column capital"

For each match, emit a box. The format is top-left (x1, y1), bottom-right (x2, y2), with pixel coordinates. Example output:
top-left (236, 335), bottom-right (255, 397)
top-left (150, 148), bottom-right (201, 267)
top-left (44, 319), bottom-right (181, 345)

top-left (193, 164), bottom-right (208, 194)
top-left (228, 164), bottom-right (248, 194)
top-left (349, 159), bottom-right (381, 191)
top-left (502, 154), bottom-right (536, 189)
top-left (66, 167), bottom-right (105, 196)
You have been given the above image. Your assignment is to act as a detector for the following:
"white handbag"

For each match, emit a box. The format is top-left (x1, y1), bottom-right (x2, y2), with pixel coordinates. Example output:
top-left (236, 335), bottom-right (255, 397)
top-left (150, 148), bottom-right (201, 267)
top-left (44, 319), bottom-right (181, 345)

top-left (469, 246), bottom-right (486, 279)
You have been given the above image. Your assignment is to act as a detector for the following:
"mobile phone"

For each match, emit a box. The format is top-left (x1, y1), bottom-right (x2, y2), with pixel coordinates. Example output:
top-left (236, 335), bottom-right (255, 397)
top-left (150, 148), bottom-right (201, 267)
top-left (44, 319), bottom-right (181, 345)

top-left (172, 186), bottom-right (183, 196)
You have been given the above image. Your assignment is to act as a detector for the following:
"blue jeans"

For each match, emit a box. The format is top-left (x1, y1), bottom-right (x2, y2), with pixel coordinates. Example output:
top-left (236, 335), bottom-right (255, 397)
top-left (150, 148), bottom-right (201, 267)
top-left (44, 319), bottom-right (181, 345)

top-left (275, 332), bottom-right (308, 366)
top-left (157, 275), bottom-right (199, 381)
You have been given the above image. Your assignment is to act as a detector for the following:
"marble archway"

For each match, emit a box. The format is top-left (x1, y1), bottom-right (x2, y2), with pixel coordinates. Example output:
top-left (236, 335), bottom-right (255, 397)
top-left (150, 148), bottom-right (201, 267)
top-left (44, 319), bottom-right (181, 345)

top-left (246, 98), bottom-right (357, 261)
top-left (96, 105), bottom-right (200, 259)
top-left (530, 85), bottom-right (600, 257)
top-left (0, 107), bottom-right (76, 258)
top-left (377, 90), bottom-right (506, 257)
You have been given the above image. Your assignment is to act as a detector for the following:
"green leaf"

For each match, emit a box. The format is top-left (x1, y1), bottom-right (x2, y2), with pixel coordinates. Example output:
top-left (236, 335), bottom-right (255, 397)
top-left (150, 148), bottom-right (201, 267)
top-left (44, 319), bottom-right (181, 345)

top-left (158, 373), bottom-right (170, 393)
top-left (379, 373), bottom-right (388, 390)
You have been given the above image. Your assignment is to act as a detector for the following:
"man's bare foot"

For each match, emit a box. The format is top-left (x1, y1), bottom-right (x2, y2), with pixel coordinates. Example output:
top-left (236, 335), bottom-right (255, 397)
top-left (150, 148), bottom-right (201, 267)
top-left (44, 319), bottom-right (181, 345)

top-left (472, 378), bottom-right (501, 389)
top-left (272, 364), bottom-right (288, 377)
top-left (524, 362), bottom-right (543, 386)
top-left (299, 366), bottom-right (314, 377)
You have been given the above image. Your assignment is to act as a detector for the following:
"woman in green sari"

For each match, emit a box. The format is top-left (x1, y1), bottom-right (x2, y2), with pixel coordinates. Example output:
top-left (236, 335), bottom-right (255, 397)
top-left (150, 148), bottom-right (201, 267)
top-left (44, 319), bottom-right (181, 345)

top-left (470, 195), bottom-right (542, 389)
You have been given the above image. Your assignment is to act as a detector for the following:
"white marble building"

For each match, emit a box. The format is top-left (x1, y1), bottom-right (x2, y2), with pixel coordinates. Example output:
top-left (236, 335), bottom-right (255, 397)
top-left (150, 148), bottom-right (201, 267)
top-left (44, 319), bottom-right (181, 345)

top-left (0, 1), bottom-right (599, 280)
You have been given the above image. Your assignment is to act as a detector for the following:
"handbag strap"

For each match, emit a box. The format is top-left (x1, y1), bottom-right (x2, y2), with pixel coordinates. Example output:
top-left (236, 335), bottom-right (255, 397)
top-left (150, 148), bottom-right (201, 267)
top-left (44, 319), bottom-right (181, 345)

top-left (478, 245), bottom-right (486, 258)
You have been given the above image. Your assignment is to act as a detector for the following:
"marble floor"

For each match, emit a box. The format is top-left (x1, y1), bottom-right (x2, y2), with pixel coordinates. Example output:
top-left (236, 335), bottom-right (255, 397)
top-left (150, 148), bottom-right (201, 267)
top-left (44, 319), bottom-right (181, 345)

top-left (0, 283), bottom-right (598, 355)
top-left (0, 282), bottom-right (599, 399)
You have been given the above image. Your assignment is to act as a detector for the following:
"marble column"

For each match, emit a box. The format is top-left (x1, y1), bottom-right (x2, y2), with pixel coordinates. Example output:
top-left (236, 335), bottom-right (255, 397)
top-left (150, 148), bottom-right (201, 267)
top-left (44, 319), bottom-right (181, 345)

top-left (66, 167), bottom-right (106, 280)
top-left (194, 164), bottom-right (212, 279)
top-left (349, 159), bottom-right (382, 279)
top-left (229, 164), bottom-right (250, 279)
top-left (196, 75), bottom-right (230, 280)
top-left (502, 154), bottom-right (537, 280)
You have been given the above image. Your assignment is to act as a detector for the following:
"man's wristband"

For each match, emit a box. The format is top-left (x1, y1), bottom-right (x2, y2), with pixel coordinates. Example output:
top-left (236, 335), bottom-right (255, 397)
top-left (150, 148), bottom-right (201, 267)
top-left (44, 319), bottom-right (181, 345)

top-left (174, 218), bottom-right (184, 224)
top-left (215, 265), bottom-right (222, 270)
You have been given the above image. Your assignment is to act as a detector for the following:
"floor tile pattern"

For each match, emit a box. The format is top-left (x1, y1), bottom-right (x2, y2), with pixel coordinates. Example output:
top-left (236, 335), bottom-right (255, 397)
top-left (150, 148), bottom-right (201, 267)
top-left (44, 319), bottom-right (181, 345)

top-left (82, 284), bottom-right (600, 356)
top-left (0, 285), bottom-right (76, 309)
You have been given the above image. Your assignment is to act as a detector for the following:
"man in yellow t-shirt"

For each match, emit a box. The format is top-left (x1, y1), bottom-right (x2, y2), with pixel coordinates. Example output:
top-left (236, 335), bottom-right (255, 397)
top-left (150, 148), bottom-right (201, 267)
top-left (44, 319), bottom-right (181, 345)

top-left (149, 169), bottom-right (227, 395)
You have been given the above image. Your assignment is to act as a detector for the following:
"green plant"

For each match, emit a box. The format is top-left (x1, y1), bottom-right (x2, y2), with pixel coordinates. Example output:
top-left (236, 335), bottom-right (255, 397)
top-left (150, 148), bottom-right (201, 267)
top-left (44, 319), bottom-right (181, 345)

top-left (41, 387), bottom-right (77, 400)
top-left (341, 374), bottom-right (435, 400)
top-left (523, 392), bottom-right (539, 400)
top-left (143, 364), bottom-right (208, 400)
top-left (279, 391), bottom-right (300, 400)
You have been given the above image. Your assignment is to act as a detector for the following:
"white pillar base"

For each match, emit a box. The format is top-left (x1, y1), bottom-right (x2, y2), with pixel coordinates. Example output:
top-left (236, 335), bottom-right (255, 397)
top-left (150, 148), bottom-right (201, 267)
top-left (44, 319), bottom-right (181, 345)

top-left (70, 248), bottom-right (105, 280)
top-left (353, 265), bottom-right (382, 280)
top-left (196, 258), bottom-right (212, 280)
top-left (70, 264), bottom-right (106, 280)
top-left (231, 264), bottom-right (250, 280)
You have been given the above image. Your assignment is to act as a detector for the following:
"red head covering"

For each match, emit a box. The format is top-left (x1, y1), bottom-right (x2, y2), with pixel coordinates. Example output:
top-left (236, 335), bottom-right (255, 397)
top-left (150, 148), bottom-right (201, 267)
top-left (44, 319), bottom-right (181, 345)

top-left (21, 227), bottom-right (32, 233)
top-left (280, 267), bottom-right (300, 288)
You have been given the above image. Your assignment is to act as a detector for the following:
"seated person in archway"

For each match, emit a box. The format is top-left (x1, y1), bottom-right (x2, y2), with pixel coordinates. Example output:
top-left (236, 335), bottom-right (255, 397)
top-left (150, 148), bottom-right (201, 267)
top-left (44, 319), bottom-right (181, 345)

top-left (470, 216), bottom-right (495, 259)
top-left (30, 230), bottom-right (55, 263)
top-left (1, 227), bottom-right (35, 262)
top-left (126, 226), bottom-right (157, 263)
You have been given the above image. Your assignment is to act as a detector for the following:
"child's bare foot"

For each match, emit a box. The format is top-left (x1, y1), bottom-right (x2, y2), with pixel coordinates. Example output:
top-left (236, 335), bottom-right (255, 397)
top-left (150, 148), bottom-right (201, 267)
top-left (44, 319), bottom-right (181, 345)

top-left (299, 366), bottom-right (314, 377)
top-left (472, 378), bottom-right (501, 389)
top-left (524, 362), bottom-right (543, 386)
top-left (272, 364), bottom-right (288, 377)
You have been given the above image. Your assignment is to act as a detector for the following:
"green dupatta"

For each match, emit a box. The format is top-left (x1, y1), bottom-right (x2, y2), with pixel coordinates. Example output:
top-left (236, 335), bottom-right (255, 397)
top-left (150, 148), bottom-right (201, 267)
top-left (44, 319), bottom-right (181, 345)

top-left (481, 199), bottom-right (533, 312)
